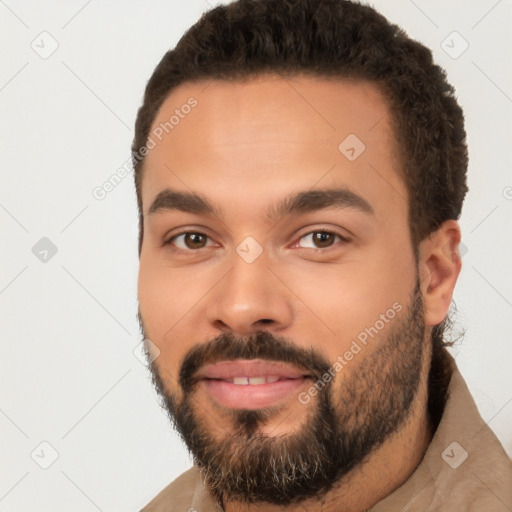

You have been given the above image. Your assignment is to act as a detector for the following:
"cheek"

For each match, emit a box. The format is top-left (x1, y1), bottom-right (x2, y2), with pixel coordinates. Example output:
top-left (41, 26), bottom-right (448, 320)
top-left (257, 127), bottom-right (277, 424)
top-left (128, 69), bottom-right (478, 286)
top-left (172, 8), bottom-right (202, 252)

top-left (284, 246), bottom-right (415, 361)
top-left (137, 258), bottom-right (195, 383)
top-left (138, 257), bottom-right (176, 336)
top-left (138, 249), bottom-right (212, 326)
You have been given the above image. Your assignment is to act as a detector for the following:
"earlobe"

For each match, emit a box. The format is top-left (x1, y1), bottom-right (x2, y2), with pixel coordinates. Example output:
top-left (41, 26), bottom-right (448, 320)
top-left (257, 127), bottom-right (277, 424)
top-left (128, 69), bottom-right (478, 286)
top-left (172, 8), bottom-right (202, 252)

top-left (419, 220), bottom-right (462, 327)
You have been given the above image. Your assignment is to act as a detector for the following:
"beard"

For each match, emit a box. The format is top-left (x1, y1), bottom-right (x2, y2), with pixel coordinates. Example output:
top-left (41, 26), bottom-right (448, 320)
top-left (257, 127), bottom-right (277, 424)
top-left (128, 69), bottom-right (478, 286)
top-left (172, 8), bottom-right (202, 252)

top-left (139, 279), bottom-right (426, 508)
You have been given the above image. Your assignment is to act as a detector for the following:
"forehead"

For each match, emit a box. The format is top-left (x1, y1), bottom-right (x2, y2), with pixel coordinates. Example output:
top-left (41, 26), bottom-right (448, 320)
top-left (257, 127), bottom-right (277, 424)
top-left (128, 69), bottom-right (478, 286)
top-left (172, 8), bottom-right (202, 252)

top-left (141, 73), bottom-right (407, 219)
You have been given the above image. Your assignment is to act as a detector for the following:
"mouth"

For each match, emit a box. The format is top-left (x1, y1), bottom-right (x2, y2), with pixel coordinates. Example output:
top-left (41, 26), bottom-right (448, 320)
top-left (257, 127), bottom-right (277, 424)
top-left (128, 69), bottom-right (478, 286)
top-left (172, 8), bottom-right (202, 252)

top-left (208, 375), bottom-right (299, 385)
top-left (196, 359), bottom-right (313, 409)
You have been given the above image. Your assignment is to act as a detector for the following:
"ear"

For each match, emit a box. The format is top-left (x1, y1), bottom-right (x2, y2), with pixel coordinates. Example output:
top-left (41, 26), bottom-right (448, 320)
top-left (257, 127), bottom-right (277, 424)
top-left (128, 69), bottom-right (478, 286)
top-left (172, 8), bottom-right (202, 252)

top-left (418, 220), bottom-right (462, 327)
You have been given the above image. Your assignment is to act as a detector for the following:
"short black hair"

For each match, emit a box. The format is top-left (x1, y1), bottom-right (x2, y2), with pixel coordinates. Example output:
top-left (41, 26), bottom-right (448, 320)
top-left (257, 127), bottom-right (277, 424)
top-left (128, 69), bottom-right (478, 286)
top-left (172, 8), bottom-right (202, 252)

top-left (132, 0), bottom-right (468, 256)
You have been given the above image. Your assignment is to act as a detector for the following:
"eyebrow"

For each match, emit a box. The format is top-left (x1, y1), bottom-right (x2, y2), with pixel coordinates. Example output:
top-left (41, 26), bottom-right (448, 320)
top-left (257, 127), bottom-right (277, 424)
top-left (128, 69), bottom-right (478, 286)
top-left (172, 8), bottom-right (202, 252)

top-left (147, 187), bottom-right (374, 220)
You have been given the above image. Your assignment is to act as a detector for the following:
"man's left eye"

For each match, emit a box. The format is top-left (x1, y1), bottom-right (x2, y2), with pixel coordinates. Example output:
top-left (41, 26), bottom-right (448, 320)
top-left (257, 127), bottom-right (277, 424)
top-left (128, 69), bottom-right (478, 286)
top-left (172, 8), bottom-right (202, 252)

top-left (296, 231), bottom-right (348, 250)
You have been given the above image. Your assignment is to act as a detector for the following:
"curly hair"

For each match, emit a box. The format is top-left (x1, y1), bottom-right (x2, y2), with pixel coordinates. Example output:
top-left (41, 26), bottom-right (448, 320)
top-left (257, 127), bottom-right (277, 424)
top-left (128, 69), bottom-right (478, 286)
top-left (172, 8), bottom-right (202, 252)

top-left (132, 0), bottom-right (468, 254)
top-left (131, 0), bottom-right (468, 411)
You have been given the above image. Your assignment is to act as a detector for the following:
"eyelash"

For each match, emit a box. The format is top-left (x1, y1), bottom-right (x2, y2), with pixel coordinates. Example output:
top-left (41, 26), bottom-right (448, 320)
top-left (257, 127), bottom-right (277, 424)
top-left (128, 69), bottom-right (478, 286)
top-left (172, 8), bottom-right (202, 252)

top-left (163, 229), bottom-right (350, 253)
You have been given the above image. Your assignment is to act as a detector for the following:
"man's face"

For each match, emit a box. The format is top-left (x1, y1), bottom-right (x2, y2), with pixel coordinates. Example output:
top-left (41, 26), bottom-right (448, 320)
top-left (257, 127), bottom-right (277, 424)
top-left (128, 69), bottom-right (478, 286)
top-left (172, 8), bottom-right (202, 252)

top-left (137, 74), bottom-right (427, 504)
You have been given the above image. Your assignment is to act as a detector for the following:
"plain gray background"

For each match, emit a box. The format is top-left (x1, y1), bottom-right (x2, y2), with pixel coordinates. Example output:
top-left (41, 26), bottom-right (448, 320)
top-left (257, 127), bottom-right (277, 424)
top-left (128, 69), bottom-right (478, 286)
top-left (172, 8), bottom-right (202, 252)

top-left (1, 0), bottom-right (511, 510)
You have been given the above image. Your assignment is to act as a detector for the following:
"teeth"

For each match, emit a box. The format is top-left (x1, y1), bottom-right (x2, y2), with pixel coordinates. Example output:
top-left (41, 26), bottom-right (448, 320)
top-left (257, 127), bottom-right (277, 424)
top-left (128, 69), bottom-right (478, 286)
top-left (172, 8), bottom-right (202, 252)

top-left (248, 377), bottom-right (266, 385)
top-left (229, 375), bottom-right (282, 385)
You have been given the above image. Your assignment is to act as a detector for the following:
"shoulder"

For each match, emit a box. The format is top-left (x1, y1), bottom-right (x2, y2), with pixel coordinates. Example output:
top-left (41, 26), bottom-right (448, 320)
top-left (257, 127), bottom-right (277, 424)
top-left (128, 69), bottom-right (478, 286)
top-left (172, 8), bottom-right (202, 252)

top-left (427, 359), bottom-right (512, 510)
top-left (140, 466), bottom-right (198, 512)
top-left (371, 357), bottom-right (512, 511)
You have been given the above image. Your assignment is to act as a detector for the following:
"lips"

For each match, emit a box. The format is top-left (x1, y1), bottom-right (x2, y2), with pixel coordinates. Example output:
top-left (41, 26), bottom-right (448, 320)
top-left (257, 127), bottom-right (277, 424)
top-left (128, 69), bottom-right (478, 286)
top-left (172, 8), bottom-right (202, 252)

top-left (197, 359), bottom-right (311, 381)
top-left (196, 359), bottom-right (313, 409)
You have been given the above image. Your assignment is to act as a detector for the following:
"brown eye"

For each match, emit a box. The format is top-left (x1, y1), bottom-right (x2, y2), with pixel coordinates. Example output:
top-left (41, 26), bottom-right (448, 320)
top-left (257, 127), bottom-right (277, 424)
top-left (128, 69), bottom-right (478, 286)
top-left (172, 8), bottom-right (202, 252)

top-left (166, 232), bottom-right (212, 250)
top-left (297, 230), bottom-right (349, 250)
top-left (184, 233), bottom-right (207, 249)
top-left (313, 232), bottom-right (335, 248)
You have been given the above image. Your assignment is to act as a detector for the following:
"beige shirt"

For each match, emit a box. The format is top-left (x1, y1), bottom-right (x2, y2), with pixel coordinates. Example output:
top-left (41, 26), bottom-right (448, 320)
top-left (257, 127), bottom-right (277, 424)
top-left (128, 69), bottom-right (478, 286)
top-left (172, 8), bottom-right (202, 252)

top-left (141, 358), bottom-right (512, 511)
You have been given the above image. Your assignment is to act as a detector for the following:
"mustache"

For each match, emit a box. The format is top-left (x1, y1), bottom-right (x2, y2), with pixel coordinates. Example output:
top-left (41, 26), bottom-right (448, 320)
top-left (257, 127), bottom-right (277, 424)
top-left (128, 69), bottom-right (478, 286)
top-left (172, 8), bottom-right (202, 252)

top-left (179, 331), bottom-right (332, 393)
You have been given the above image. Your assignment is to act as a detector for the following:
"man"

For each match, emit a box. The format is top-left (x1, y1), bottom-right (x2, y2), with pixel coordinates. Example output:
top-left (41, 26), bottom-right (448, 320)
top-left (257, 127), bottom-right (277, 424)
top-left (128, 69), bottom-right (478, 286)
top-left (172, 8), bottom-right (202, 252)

top-left (133, 0), bottom-right (512, 510)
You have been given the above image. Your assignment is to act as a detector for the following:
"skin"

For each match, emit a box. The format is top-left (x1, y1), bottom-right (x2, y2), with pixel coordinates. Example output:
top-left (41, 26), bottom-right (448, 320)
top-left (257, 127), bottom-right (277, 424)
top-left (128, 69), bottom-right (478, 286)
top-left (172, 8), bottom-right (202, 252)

top-left (137, 74), bottom-right (462, 511)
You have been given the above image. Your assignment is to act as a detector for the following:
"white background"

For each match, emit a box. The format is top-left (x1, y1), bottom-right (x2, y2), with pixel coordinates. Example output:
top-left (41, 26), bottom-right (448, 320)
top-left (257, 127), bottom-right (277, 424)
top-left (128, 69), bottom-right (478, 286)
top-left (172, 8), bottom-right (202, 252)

top-left (1, 1), bottom-right (511, 510)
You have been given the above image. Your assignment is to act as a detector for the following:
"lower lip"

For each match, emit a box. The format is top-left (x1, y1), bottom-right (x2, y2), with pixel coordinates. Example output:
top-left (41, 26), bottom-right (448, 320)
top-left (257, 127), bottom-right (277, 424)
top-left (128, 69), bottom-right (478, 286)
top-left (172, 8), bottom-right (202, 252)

top-left (201, 377), bottom-right (310, 409)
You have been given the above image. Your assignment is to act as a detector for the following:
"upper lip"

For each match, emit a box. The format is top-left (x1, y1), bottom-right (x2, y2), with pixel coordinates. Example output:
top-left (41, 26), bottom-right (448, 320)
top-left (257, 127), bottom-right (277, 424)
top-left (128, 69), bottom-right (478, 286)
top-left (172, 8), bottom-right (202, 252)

top-left (196, 359), bottom-right (312, 380)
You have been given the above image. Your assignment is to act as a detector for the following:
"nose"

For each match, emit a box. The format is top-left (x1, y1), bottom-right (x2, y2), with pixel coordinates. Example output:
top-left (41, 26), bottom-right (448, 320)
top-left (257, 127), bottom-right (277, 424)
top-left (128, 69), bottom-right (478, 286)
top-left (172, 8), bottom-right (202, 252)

top-left (206, 252), bottom-right (294, 336)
